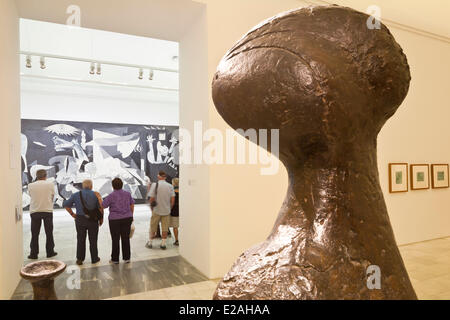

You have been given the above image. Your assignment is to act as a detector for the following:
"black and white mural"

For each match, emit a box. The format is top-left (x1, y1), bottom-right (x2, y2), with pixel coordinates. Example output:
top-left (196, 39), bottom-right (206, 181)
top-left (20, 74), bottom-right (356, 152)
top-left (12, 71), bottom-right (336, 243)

top-left (21, 119), bottom-right (179, 209)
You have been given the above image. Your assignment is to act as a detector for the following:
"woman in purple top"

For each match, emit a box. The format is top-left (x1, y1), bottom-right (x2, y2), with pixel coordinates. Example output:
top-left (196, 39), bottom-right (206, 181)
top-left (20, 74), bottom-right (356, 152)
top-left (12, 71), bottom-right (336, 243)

top-left (102, 178), bottom-right (134, 264)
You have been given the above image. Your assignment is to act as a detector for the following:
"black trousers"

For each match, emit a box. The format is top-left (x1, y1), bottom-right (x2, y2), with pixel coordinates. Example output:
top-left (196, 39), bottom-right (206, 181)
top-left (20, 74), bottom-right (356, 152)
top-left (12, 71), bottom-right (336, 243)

top-left (30, 212), bottom-right (55, 256)
top-left (109, 218), bottom-right (132, 262)
top-left (75, 215), bottom-right (99, 262)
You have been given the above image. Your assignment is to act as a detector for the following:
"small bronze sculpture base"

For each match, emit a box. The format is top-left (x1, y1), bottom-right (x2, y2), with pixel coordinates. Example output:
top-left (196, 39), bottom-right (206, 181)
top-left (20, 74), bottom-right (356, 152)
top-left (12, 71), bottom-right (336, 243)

top-left (212, 5), bottom-right (417, 299)
top-left (20, 260), bottom-right (66, 300)
top-left (29, 279), bottom-right (58, 300)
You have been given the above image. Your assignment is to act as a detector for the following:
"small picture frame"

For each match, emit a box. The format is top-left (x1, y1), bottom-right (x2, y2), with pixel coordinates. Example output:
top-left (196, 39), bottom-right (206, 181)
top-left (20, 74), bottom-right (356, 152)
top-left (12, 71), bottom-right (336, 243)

top-left (389, 163), bottom-right (408, 193)
top-left (431, 164), bottom-right (449, 189)
top-left (410, 164), bottom-right (430, 190)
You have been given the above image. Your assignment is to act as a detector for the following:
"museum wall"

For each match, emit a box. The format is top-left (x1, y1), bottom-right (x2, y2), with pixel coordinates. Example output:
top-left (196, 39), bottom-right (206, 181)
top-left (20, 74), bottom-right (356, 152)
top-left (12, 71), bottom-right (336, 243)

top-left (20, 18), bottom-right (179, 126)
top-left (178, 6), bottom-right (211, 277)
top-left (20, 80), bottom-right (179, 126)
top-left (202, 0), bottom-right (306, 279)
top-left (378, 27), bottom-right (450, 245)
top-left (11, 0), bottom-right (450, 281)
top-left (300, 0), bottom-right (450, 243)
top-left (202, 0), bottom-right (450, 278)
top-left (0, 0), bottom-right (23, 299)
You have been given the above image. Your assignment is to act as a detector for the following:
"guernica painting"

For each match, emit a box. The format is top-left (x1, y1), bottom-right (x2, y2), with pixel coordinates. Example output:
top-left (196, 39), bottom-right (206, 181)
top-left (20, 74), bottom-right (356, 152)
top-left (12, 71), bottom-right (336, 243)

top-left (21, 119), bottom-right (179, 210)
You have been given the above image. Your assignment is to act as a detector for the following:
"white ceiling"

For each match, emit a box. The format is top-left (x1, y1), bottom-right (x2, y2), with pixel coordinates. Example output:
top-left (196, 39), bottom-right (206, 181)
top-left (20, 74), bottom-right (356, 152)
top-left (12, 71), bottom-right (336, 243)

top-left (303, 0), bottom-right (450, 39)
top-left (15, 0), bottom-right (205, 102)
top-left (15, 0), bottom-right (205, 42)
top-left (20, 19), bottom-right (179, 70)
top-left (20, 18), bottom-right (179, 90)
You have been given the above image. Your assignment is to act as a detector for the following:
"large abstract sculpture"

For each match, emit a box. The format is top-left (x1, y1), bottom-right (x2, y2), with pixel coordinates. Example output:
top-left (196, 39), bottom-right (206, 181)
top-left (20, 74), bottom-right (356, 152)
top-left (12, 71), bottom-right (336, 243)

top-left (212, 5), bottom-right (417, 299)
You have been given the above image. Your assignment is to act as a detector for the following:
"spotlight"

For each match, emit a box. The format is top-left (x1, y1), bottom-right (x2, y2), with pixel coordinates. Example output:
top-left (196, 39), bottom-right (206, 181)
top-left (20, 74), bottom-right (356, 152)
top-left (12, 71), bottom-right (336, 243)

top-left (138, 68), bottom-right (143, 80)
top-left (90, 62), bottom-right (95, 74)
top-left (26, 55), bottom-right (32, 68)
top-left (96, 63), bottom-right (101, 75)
top-left (149, 69), bottom-right (154, 80)
top-left (40, 56), bottom-right (46, 69)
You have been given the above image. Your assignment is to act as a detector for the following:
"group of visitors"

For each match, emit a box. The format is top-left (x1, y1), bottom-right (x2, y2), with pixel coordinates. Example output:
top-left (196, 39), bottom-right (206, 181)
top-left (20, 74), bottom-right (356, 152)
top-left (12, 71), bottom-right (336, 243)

top-left (27, 169), bottom-right (179, 265)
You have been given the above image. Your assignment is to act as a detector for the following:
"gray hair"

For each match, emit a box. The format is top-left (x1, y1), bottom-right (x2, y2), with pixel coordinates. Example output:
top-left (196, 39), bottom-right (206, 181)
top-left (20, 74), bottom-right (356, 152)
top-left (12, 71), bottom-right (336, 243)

top-left (82, 179), bottom-right (93, 190)
top-left (36, 169), bottom-right (47, 180)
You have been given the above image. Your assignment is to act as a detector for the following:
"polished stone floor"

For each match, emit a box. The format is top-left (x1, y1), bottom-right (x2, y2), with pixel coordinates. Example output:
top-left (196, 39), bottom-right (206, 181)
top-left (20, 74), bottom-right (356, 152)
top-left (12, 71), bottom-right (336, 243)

top-left (12, 205), bottom-right (205, 300)
top-left (12, 255), bottom-right (208, 300)
top-left (21, 205), bottom-right (180, 266)
top-left (112, 237), bottom-right (450, 300)
top-left (400, 237), bottom-right (450, 300)
top-left (15, 210), bottom-right (450, 299)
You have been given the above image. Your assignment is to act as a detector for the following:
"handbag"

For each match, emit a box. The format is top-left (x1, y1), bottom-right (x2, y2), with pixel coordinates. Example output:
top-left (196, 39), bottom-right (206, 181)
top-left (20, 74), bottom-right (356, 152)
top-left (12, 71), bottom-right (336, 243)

top-left (130, 222), bottom-right (135, 238)
top-left (79, 190), bottom-right (103, 221)
top-left (150, 181), bottom-right (159, 210)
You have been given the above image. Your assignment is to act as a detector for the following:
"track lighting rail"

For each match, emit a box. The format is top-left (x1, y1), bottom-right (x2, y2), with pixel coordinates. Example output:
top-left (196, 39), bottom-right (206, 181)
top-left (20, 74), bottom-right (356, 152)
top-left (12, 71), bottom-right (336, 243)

top-left (21, 74), bottom-right (179, 92)
top-left (19, 51), bottom-right (179, 74)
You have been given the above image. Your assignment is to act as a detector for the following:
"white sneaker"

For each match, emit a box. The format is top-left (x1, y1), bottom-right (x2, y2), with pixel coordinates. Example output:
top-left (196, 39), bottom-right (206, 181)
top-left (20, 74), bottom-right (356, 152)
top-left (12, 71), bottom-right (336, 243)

top-left (145, 241), bottom-right (153, 249)
top-left (124, 260), bottom-right (130, 264)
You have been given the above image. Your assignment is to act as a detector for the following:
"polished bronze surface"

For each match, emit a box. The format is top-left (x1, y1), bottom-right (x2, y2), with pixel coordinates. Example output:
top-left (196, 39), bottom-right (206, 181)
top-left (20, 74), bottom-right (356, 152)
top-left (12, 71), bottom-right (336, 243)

top-left (20, 260), bottom-right (66, 300)
top-left (212, 5), bottom-right (417, 299)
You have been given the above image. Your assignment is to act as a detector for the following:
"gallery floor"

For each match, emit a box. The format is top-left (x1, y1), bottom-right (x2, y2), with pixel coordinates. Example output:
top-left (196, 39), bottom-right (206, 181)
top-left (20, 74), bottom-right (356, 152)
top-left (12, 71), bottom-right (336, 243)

top-left (12, 205), bottom-right (210, 300)
top-left (11, 206), bottom-right (450, 299)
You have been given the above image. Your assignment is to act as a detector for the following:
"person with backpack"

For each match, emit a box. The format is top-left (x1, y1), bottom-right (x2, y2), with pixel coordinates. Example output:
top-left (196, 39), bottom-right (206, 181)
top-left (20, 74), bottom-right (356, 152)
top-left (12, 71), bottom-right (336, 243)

top-left (63, 179), bottom-right (103, 266)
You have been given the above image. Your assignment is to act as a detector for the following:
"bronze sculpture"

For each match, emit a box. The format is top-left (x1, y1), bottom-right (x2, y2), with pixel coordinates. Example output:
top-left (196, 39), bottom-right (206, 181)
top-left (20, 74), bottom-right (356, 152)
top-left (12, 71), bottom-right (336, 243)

top-left (212, 5), bottom-right (417, 299)
top-left (20, 260), bottom-right (66, 300)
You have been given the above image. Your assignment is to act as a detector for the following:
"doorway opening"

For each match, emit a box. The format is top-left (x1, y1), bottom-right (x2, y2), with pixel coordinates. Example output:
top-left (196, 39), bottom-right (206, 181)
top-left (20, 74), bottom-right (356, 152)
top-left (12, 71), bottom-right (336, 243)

top-left (14, 18), bottom-right (207, 300)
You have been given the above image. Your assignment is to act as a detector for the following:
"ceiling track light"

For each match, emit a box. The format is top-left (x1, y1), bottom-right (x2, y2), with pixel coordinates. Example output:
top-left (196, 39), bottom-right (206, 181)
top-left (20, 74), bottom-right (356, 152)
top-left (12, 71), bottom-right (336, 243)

top-left (149, 69), bottom-right (154, 81)
top-left (26, 55), bottom-right (32, 68)
top-left (40, 56), bottom-right (46, 69)
top-left (138, 68), bottom-right (144, 80)
top-left (90, 62), bottom-right (95, 74)
top-left (96, 63), bottom-right (101, 75)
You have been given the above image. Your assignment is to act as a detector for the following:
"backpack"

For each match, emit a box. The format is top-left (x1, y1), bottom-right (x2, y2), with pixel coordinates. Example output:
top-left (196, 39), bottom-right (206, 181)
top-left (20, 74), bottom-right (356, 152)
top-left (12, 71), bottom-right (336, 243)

top-left (79, 190), bottom-right (103, 221)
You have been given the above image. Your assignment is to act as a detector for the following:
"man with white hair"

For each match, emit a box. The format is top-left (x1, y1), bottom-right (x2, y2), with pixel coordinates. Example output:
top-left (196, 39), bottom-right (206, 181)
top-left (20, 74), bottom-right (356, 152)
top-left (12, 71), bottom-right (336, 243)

top-left (63, 179), bottom-right (103, 265)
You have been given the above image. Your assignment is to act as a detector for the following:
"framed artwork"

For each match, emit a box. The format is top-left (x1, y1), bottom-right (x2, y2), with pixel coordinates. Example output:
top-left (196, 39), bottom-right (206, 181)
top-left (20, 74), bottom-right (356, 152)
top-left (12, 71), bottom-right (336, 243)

top-left (410, 164), bottom-right (430, 190)
top-left (389, 163), bottom-right (408, 193)
top-left (431, 164), bottom-right (449, 189)
top-left (21, 119), bottom-right (180, 209)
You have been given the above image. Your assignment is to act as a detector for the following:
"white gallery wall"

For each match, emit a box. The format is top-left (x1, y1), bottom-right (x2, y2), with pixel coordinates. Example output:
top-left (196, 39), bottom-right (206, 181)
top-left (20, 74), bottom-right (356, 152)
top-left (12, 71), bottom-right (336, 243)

top-left (21, 79), bottom-right (179, 125)
top-left (378, 27), bottom-right (450, 244)
top-left (10, 0), bottom-right (450, 282)
top-left (200, 0), bottom-right (450, 278)
top-left (0, 0), bottom-right (22, 299)
top-left (298, 0), bottom-right (450, 244)
top-left (20, 19), bottom-right (179, 126)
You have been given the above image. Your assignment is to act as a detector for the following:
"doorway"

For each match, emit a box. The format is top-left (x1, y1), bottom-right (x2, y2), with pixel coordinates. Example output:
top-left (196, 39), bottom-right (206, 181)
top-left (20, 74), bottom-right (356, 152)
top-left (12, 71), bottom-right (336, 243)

top-left (13, 18), bottom-right (208, 300)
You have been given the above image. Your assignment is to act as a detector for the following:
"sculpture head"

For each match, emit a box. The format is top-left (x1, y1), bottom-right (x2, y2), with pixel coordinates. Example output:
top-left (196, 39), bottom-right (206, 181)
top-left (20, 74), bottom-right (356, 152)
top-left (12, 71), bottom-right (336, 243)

top-left (212, 6), bottom-right (410, 166)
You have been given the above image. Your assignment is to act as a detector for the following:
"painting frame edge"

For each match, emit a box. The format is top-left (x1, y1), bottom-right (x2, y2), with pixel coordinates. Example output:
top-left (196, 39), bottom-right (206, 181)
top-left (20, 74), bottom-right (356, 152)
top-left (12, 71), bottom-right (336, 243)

top-left (431, 163), bottom-right (450, 189)
top-left (410, 163), bottom-right (430, 191)
top-left (388, 162), bottom-right (408, 194)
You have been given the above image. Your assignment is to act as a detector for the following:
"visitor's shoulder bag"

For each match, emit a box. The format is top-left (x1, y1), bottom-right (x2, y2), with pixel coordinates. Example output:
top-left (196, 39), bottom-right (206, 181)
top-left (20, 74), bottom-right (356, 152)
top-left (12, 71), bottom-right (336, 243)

top-left (79, 191), bottom-right (103, 221)
top-left (150, 182), bottom-right (159, 210)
